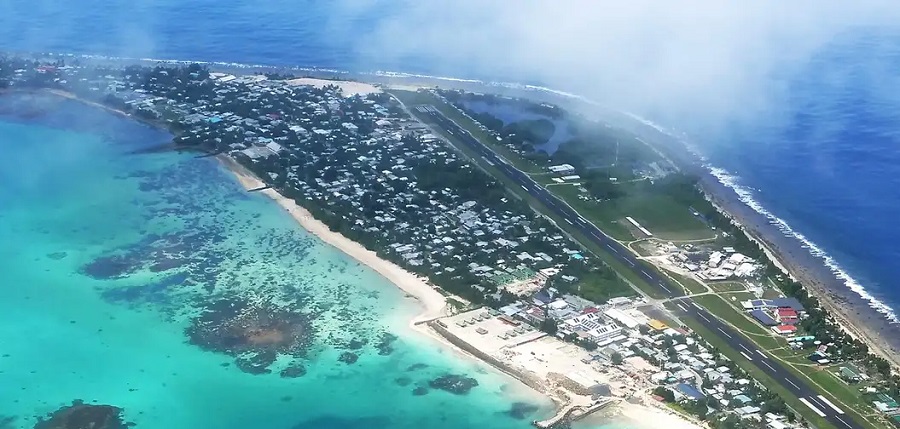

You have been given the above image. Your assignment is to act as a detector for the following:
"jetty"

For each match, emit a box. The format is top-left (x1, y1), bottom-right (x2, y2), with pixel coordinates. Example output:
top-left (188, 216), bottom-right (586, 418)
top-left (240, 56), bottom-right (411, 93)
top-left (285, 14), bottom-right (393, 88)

top-left (533, 398), bottom-right (614, 428)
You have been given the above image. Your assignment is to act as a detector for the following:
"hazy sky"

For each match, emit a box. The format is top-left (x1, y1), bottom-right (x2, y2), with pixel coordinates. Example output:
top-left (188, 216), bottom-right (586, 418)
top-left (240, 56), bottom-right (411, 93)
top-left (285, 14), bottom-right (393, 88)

top-left (344, 1), bottom-right (900, 134)
top-left (2, 0), bottom-right (899, 135)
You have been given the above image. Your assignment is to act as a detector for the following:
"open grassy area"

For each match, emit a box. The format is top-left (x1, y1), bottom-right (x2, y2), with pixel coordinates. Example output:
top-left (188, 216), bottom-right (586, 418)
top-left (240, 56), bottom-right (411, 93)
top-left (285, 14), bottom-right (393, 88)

top-left (763, 287), bottom-right (785, 300)
top-left (692, 295), bottom-right (771, 336)
top-left (391, 90), bottom-right (664, 300)
top-left (392, 89), bottom-right (546, 174)
top-left (709, 281), bottom-right (748, 293)
top-left (594, 192), bottom-right (716, 241)
top-left (719, 291), bottom-right (756, 304)
top-left (667, 304), bottom-right (839, 429)
top-left (668, 272), bottom-right (708, 294)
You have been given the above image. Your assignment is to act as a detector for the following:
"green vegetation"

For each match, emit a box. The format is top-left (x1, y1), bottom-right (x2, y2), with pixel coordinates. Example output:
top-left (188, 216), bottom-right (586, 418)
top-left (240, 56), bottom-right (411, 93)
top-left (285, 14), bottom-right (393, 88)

top-left (668, 307), bottom-right (838, 429)
top-left (709, 281), bottom-right (748, 293)
top-left (391, 89), bottom-right (639, 302)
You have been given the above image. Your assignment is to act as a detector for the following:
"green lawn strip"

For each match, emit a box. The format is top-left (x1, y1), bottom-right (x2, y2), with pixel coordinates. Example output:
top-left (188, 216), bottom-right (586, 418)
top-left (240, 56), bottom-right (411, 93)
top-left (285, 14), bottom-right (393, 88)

top-left (793, 364), bottom-right (873, 412)
top-left (709, 281), bottom-right (748, 293)
top-left (396, 95), bottom-right (664, 300)
top-left (666, 305), bottom-right (838, 429)
top-left (687, 300), bottom-right (887, 429)
top-left (719, 291), bottom-right (756, 305)
top-left (769, 348), bottom-right (818, 365)
top-left (669, 272), bottom-right (708, 294)
top-left (399, 90), bottom-right (547, 175)
top-left (691, 295), bottom-right (787, 351)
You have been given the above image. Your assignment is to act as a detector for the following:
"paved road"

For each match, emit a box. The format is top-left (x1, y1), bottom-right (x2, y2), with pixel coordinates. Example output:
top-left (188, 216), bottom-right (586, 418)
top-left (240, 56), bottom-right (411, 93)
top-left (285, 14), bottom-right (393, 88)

top-left (671, 298), bottom-right (860, 429)
top-left (417, 105), bottom-right (864, 429)
top-left (417, 106), bottom-right (677, 298)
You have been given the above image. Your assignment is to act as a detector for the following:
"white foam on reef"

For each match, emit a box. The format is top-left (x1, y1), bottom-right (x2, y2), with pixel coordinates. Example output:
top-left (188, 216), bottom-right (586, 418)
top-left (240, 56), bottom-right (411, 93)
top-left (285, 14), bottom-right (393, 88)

top-left (603, 108), bottom-right (899, 325)
top-left (49, 52), bottom-right (900, 324)
top-left (708, 166), bottom-right (899, 324)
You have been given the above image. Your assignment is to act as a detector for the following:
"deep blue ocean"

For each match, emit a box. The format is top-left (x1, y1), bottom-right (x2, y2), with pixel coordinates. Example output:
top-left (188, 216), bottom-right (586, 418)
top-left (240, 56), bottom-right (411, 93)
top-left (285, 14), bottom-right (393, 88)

top-left (1, 0), bottom-right (899, 422)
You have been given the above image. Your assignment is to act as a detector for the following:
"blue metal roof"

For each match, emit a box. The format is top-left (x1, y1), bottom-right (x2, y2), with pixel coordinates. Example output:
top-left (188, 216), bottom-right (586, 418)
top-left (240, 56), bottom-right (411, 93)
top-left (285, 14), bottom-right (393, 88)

top-left (772, 297), bottom-right (805, 311)
top-left (676, 383), bottom-right (705, 400)
top-left (750, 310), bottom-right (778, 326)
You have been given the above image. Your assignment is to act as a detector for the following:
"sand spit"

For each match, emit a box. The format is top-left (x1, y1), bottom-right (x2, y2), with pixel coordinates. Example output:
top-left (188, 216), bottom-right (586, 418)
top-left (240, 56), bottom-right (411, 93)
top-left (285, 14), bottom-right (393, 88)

top-left (284, 78), bottom-right (381, 98)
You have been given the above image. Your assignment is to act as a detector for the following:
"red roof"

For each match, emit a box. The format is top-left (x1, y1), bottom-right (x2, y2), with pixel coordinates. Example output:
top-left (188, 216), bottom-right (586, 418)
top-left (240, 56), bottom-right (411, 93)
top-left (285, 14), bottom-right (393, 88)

top-left (777, 308), bottom-right (798, 318)
top-left (582, 307), bottom-right (599, 314)
top-left (775, 325), bottom-right (797, 334)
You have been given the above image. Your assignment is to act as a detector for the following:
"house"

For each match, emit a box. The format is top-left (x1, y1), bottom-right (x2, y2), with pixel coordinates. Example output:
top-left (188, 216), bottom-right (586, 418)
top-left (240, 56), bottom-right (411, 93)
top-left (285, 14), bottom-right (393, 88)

top-left (772, 297), bottom-right (805, 312)
top-left (838, 365), bottom-right (863, 383)
top-left (675, 383), bottom-right (705, 401)
top-left (751, 310), bottom-right (779, 326)
top-left (776, 308), bottom-right (798, 323)
top-left (772, 325), bottom-right (797, 335)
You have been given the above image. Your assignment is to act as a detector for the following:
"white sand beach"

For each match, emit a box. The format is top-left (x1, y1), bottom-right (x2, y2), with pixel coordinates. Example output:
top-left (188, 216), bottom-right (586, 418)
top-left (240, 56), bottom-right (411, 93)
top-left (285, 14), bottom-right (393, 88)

top-left (218, 155), bottom-right (446, 323)
top-left (616, 401), bottom-right (704, 429)
top-left (218, 155), bottom-right (703, 429)
top-left (285, 78), bottom-right (381, 98)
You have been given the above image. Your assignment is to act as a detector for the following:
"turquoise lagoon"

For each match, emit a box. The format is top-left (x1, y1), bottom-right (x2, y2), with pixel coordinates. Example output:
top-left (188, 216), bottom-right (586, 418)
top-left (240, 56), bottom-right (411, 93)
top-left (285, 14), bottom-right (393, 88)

top-left (0, 95), bottom-right (567, 428)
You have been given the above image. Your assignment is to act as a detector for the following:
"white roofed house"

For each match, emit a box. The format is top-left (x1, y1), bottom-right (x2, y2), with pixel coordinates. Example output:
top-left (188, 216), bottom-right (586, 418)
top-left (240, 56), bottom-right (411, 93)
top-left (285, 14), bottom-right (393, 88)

top-left (266, 141), bottom-right (283, 154)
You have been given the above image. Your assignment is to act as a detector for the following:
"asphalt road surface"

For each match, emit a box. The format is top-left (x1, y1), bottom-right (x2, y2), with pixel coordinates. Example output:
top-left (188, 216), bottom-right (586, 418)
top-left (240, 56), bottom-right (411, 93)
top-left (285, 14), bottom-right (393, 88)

top-left (417, 104), bottom-right (863, 429)
top-left (672, 298), bottom-right (860, 429)
top-left (417, 106), bottom-right (677, 298)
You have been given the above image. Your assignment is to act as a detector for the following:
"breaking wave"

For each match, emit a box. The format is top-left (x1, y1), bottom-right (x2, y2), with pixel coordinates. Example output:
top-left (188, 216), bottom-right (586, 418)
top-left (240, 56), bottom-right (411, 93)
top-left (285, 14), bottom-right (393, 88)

top-left (708, 167), bottom-right (900, 325)
top-left (47, 52), bottom-right (900, 325)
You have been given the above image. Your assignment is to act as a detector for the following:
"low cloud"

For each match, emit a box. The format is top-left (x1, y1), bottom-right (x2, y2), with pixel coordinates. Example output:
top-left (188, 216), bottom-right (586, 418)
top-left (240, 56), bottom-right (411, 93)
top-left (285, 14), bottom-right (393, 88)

top-left (344, 0), bottom-right (900, 135)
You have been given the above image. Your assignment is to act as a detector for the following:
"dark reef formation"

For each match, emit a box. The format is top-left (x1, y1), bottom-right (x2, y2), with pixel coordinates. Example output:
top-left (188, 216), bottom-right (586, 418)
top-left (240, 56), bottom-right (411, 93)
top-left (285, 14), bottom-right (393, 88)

top-left (405, 363), bottom-right (428, 372)
top-left (338, 352), bottom-right (358, 365)
top-left (33, 400), bottom-right (130, 429)
top-left (46, 252), bottom-right (68, 260)
top-left (0, 415), bottom-right (16, 429)
top-left (504, 402), bottom-right (540, 420)
top-left (428, 374), bottom-right (479, 395)
top-left (279, 364), bottom-right (307, 378)
top-left (290, 415), bottom-right (390, 429)
top-left (411, 386), bottom-right (429, 396)
top-left (186, 298), bottom-right (315, 374)
top-left (374, 332), bottom-right (398, 356)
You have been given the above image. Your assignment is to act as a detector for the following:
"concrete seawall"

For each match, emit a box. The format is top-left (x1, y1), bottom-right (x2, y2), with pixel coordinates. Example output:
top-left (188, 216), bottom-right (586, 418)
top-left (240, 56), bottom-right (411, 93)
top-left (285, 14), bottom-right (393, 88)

top-left (427, 321), bottom-right (552, 397)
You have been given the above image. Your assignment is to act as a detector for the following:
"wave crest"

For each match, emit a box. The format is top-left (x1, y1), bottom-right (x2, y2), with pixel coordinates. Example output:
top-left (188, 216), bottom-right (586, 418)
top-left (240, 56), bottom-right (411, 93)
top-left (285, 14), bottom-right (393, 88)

top-left (47, 52), bottom-right (900, 325)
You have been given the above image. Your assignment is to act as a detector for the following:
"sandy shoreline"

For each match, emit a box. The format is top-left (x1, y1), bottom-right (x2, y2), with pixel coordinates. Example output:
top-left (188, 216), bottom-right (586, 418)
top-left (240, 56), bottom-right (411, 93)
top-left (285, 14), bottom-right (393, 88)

top-left (216, 155), bottom-right (701, 428)
top-left (217, 155), bottom-right (448, 323)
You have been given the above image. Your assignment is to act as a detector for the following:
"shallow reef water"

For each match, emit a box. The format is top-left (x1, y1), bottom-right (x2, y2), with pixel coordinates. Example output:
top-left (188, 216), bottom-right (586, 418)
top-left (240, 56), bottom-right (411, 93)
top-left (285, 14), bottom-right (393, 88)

top-left (0, 96), bottom-right (553, 429)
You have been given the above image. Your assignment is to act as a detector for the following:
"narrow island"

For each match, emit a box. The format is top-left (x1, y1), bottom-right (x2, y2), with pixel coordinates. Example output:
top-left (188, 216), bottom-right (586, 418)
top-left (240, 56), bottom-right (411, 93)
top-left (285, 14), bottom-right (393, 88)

top-left (2, 54), bottom-right (899, 429)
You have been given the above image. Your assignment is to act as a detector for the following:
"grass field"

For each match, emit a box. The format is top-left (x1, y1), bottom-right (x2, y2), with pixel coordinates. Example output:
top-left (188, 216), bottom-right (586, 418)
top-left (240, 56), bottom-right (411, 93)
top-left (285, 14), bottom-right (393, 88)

top-left (709, 281), bottom-right (748, 292)
top-left (667, 304), bottom-right (839, 429)
top-left (389, 89), bottom-right (662, 300)
top-left (668, 272), bottom-right (708, 294)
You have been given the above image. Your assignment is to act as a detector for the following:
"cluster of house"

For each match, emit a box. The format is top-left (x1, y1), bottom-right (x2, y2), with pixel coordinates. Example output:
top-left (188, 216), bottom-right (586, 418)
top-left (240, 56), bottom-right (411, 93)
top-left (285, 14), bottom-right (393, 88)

top-left (59, 63), bottom-right (606, 301)
top-left (495, 287), bottom-right (801, 428)
top-left (665, 244), bottom-right (762, 281)
top-left (740, 297), bottom-right (806, 336)
top-left (837, 364), bottom-right (900, 420)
